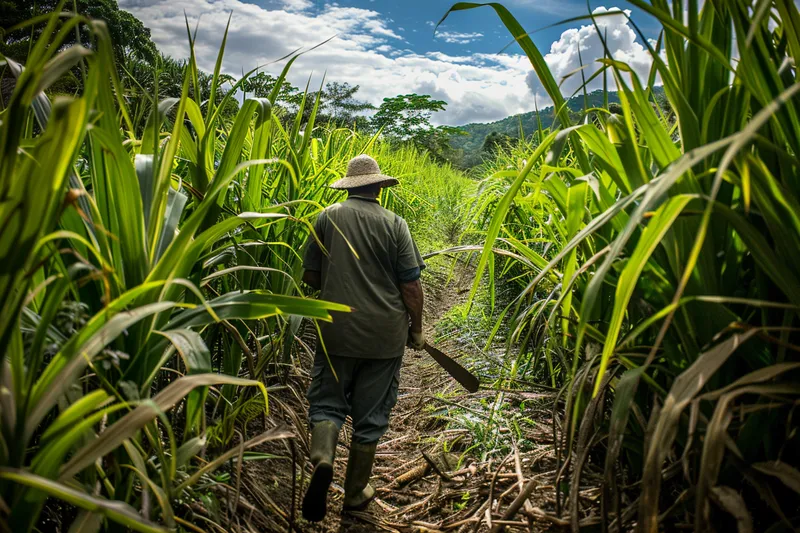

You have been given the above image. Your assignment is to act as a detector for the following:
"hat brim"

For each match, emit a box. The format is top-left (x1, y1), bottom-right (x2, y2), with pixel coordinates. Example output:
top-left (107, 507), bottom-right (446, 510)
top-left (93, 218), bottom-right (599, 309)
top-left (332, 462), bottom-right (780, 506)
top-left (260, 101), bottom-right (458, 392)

top-left (329, 173), bottom-right (399, 190)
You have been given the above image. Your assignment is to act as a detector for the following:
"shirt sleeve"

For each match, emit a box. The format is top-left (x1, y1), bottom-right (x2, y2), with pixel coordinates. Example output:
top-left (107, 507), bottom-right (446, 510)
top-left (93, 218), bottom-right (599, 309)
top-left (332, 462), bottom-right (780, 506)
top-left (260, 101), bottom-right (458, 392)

top-left (303, 211), bottom-right (328, 272)
top-left (395, 217), bottom-right (426, 277)
top-left (398, 266), bottom-right (421, 283)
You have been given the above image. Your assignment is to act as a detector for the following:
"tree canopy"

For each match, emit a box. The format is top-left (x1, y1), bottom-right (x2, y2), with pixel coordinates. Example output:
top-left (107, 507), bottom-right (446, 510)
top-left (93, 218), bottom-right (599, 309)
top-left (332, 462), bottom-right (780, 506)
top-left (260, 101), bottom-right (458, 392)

top-left (370, 94), bottom-right (448, 142)
top-left (240, 71), bottom-right (303, 107)
top-left (0, 0), bottom-right (158, 63)
top-left (369, 94), bottom-right (460, 162)
top-left (481, 131), bottom-right (513, 155)
top-left (319, 82), bottom-right (374, 124)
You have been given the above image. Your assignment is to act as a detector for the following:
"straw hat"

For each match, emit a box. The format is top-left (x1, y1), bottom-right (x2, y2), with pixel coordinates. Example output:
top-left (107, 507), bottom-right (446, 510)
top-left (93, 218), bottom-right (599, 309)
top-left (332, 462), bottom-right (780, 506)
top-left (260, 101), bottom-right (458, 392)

top-left (329, 155), bottom-right (399, 190)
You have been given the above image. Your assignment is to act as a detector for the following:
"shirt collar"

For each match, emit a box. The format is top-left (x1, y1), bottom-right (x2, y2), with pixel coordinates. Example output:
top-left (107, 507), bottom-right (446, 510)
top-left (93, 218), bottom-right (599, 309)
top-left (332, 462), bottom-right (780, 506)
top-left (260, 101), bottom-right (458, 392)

top-left (348, 195), bottom-right (380, 204)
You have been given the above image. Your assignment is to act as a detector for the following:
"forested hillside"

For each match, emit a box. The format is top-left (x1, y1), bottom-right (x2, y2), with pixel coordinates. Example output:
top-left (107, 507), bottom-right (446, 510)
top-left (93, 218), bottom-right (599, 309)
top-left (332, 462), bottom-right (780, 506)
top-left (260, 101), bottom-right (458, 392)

top-left (449, 88), bottom-right (665, 168)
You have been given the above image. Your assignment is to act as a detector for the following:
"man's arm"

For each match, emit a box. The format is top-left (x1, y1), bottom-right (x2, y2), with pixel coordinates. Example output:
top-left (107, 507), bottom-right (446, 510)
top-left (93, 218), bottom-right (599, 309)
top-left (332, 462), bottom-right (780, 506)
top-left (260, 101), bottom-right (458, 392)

top-left (303, 270), bottom-right (322, 291)
top-left (401, 279), bottom-right (423, 332)
top-left (302, 211), bottom-right (327, 292)
top-left (401, 279), bottom-right (424, 349)
top-left (395, 217), bottom-right (425, 349)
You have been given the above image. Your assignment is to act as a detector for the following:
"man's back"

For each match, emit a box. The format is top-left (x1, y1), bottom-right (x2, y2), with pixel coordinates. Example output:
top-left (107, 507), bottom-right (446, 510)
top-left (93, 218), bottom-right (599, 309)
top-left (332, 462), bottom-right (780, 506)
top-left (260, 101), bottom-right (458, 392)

top-left (303, 196), bottom-right (424, 359)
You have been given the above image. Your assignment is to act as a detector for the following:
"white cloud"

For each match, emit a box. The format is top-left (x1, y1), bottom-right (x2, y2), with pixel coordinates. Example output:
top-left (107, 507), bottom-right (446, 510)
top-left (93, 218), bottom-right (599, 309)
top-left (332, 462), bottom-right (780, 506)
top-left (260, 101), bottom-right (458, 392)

top-left (119, 0), bottom-right (531, 125)
top-left (281, 0), bottom-right (312, 12)
top-left (425, 51), bottom-right (477, 64)
top-left (435, 31), bottom-right (484, 44)
top-left (526, 6), bottom-right (658, 104)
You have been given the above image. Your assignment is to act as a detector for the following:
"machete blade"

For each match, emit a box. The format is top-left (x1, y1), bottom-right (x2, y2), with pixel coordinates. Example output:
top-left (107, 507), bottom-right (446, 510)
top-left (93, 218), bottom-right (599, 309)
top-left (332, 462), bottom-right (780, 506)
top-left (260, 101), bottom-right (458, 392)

top-left (423, 342), bottom-right (480, 393)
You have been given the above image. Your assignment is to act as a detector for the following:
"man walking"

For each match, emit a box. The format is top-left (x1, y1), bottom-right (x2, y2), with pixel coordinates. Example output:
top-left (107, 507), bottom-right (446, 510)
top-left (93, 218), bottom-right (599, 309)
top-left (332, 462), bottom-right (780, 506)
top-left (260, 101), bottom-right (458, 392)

top-left (300, 154), bottom-right (426, 522)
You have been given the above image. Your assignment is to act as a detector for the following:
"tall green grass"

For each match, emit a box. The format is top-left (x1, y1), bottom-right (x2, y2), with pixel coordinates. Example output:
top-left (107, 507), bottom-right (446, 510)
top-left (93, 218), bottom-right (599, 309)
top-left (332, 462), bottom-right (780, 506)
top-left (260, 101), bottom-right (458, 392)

top-left (445, 1), bottom-right (800, 530)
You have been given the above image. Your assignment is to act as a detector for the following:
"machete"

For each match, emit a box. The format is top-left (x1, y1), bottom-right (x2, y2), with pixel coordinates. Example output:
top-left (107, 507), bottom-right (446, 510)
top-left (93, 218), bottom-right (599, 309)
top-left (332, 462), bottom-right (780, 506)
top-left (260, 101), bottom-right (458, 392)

top-left (423, 342), bottom-right (480, 393)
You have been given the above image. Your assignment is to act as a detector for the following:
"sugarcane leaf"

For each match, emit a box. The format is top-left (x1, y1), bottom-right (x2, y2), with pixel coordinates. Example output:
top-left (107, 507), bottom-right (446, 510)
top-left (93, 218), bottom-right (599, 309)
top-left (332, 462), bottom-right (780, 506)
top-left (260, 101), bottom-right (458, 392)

top-left (36, 46), bottom-right (92, 94)
top-left (157, 329), bottom-right (211, 436)
top-left (466, 129), bottom-right (559, 309)
top-left (59, 373), bottom-right (268, 480)
top-left (0, 468), bottom-right (167, 533)
top-left (156, 329), bottom-right (210, 374)
top-left (639, 329), bottom-right (759, 529)
top-left (593, 194), bottom-right (695, 394)
top-left (752, 461), bottom-right (800, 495)
top-left (139, 98), bottom-right (179, 157)
top-left (27, 284), bottom-right (170, 438)
top-left (709, 486), bottom-right (753, 533)
top-left (40, 390), bottom-right (112, 443)
top-left (67, 511), bottom-right (102, 533)
top-left (155, 186), bottom-right (188, 262)
top-left (175, 426), bottom-right (294, 493)
top-left (176, 435), bottom-right (207, 469)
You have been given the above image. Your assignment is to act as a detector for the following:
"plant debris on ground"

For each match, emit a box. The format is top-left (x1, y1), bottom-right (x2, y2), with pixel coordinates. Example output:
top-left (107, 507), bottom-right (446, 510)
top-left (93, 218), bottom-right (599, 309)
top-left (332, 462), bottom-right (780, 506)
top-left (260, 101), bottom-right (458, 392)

top-left (228, 263), bottom-right (604, 532)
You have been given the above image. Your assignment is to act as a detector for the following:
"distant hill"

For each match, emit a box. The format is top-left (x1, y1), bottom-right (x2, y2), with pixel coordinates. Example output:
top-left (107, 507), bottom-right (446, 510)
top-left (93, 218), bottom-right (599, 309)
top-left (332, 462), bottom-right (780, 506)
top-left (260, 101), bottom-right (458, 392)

top-left (447, 88), bottom-right (664, 168)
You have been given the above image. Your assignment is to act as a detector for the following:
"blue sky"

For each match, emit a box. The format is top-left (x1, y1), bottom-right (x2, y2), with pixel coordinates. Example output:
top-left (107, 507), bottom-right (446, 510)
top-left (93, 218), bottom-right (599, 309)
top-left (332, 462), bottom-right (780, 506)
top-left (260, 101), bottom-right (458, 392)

top-left (120, 0), bottom-right (668, 125)
top-left (308, 0), bottom-right (659, 55)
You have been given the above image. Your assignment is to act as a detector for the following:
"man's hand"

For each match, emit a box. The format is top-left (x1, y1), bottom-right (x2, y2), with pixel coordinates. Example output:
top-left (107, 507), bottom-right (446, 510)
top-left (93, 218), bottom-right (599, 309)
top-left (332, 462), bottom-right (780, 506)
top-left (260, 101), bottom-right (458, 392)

top-left (302, 270), bottom-right (322, 291)
top-left (408, 329), bottom-right (425, 351)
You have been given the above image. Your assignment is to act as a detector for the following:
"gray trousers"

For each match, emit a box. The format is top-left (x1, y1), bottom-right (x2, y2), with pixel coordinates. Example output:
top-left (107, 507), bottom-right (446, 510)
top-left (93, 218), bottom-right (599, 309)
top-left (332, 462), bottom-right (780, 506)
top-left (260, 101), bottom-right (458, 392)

top-left (307, 353), bottom-right (402, 444)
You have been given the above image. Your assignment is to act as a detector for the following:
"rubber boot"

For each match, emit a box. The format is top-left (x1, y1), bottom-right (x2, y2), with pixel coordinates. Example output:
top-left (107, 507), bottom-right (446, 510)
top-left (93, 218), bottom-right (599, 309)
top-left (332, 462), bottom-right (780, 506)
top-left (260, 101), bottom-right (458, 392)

top-left (342, 441), bottom-right (378, 512)
top-left (301, 420), bottom-right (339, 522)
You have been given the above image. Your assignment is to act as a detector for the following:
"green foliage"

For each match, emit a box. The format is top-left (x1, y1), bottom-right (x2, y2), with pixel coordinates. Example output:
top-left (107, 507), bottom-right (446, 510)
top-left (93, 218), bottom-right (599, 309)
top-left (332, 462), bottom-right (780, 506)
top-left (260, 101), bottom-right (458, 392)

top-left (481, 131), bottom-right (513, 155)
top-left (14, 0), bottom-right (800, 530)
top-left (371, 93), bottom-right (446, 139)
top-left (0, 6), bottom-right (472, 530)
top-left (375, 143), bottom-right (473, 251)
top-left (311, 81), bottom-right (375, 125)
top-left (0, 0), bottom-right (158, 63)
top-left (240, 70), bottom-right (303, 107)
top-left (0, 7), bottom-right (439, 532)
top-left (121, 52), bottom-right (240, 134)
top-left (370, 93), bottom-right (464, 163)
top-left (241, 76), bottom-right (374, 129)
top-left (444, 0), bottom-right (800, 530)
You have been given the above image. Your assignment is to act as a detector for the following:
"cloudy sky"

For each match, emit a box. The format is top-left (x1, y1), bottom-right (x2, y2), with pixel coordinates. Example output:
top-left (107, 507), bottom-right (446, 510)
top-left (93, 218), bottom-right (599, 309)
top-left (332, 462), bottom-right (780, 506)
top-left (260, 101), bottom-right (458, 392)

top-left (119, 0), bottom-right (664, 125)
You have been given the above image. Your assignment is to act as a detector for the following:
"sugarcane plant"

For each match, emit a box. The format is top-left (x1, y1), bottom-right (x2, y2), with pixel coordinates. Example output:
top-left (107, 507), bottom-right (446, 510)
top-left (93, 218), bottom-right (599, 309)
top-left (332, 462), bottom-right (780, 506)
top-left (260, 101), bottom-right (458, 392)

top-left (444, 0), bottom-right (800, 530)
top-left (0, 5), bottom-right (352, 531)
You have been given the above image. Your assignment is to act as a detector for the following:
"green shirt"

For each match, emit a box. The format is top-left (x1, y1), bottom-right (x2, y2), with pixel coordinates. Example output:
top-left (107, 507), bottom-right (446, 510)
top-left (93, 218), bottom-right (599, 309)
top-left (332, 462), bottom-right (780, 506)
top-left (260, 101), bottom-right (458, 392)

top-left (303, 196), bottom-right (426, 359)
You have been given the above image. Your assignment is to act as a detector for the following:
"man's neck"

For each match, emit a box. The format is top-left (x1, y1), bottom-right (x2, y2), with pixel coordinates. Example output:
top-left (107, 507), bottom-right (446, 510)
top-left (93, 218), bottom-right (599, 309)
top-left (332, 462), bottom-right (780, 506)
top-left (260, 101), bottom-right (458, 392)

top-left (348, 193), bottom-right (379, 201)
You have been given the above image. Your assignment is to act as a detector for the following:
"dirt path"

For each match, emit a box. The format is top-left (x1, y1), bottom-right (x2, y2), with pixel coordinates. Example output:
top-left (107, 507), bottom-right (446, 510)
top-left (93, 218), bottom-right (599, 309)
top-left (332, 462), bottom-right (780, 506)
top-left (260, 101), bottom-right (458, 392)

top-left (239, 264), bottom-right (577, 532)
